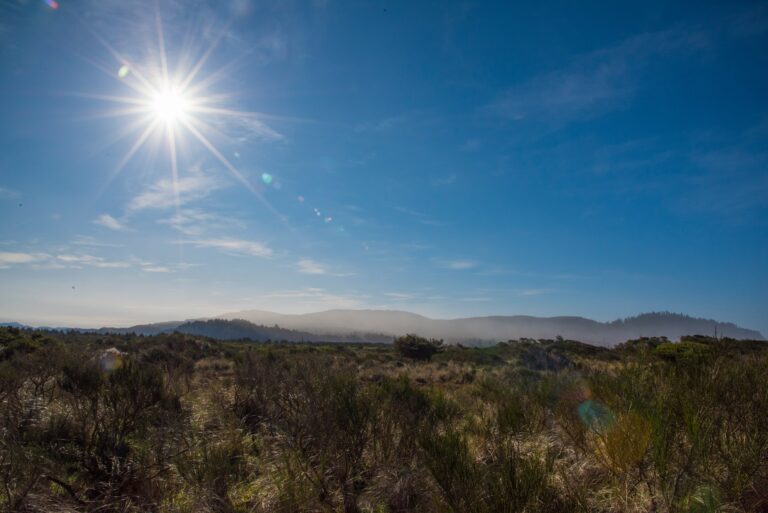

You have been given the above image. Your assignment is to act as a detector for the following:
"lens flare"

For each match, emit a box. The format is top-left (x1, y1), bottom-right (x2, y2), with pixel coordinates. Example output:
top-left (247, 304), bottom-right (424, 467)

top-left (578, 400), bottom-right (615, 433)
top-left (98, 348), bottom-right (124, 373)
top-left (118, 65), bottom-right (130, 79)
top-left (261, 173), bottom-right (273, 185)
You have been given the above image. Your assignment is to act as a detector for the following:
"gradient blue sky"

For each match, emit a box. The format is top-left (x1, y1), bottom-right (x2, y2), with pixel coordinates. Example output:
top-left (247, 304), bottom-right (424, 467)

top-left (1, 0), bottom-right (767, 333)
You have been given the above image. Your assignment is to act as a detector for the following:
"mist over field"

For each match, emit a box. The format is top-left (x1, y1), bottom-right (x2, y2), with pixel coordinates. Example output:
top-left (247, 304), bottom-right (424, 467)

top-left (10, 309), bottom-right (761, 346)
top-left (217, 309), bottom-right (763, 345)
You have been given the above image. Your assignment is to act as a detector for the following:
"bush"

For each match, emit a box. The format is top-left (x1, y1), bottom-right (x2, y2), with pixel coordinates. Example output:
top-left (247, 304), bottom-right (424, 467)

top-left (654, 341), bottom-right (713, 363)
top-left (393, 334), bottom-right (444, 361)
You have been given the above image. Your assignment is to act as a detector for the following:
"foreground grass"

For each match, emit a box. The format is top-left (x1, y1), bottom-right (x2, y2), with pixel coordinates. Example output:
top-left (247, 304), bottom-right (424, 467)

top-left (1, 327), bottom-right (767, 512)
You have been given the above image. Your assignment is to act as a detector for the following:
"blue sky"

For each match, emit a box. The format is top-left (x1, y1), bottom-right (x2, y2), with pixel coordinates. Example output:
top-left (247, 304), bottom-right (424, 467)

top-left (0, 0), bottom-right (767, 333)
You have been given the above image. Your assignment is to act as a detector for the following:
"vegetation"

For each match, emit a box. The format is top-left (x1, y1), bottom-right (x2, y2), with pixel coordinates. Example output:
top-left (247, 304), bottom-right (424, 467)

top-left (0, 326), bottom-right (766, 512)
top-left (393, 334), bottom-right (444, 361)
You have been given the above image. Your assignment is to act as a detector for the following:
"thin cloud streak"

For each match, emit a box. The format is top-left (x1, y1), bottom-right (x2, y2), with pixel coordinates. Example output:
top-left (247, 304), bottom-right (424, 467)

top-left (296, 258), bottom-right (354, 277)
top-left (0, 186), bottom-right (19, 198)
top-left (93, 214), bottom-right (125, 231)
top-left (485, 26), bottom-right (708, 123)
top-left (56, 254), bottom-right (133, 268)
top-left (296, 258), bottom-right (328, 275)
top-left (512, 288), bottom-right (551, 297)
top-left (0, 252), bottom-right (49, 267)
top-left (177, 237), bottom-right (273, 257)
top-left (0, 248), bottom-right (186, 273)
top-left (127, 173), bottom-right (224, 212)
top-left (431, 173), bottom-right (458, 186)
top-left (393, 206), bottom-right (443, 227)
top-left (438, 259), bottom-right (478, 270)
top-left (71, 236), bottom-right (123, 248)
top-left (158, 208), bottom-right (245, 236)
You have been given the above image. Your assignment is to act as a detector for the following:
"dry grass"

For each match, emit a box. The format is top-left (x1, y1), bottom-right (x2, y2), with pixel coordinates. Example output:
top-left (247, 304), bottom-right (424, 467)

top-left (1, 329), bottom-right (766, 512)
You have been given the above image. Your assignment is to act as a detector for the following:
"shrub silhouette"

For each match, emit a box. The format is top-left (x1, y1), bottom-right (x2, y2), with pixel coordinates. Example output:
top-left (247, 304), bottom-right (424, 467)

top-left (393, 334), bottom-right (444, 361)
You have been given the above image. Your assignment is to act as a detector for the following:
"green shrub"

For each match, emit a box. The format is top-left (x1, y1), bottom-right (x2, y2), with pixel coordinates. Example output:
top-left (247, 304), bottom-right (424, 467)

top-left (654, 341), bottom-right (713, 363)
top-left (394, 334), bottom-right (444, 361)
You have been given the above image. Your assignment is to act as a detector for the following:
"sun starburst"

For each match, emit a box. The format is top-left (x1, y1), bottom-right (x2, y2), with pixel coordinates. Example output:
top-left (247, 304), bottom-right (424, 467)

top-left (84, 14), bottom-right (281, 217)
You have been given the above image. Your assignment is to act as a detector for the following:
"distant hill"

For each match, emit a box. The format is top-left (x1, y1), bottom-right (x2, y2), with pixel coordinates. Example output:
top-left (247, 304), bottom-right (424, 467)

top-left (0, 322), bottom-right (30, 329)
top-left (8, 310), bottom-right (761, 347)
top-left (96, 321), bottom-right (185, 336)
top-left (92, 318), bottom-right (391, 343)
top-left (216, 309), bottom-right (764, 346)
top-left (174, 319), bottom-right (391, 343)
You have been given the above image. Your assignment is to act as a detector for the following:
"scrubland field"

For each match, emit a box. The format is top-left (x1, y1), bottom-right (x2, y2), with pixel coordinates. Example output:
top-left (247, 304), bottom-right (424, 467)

top-left (1, 327), bottom-right (767, 513)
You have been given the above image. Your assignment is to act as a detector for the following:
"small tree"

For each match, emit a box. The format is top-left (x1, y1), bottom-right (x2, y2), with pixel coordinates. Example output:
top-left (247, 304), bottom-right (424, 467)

top-left (393, 334), bottom-right (444, 361)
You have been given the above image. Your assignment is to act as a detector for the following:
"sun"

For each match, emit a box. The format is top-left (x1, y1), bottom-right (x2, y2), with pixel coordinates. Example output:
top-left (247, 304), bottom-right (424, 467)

top-left (151, 87), bottom-right (189, 124)
top-left (84, 14), bottom-right (283, 218)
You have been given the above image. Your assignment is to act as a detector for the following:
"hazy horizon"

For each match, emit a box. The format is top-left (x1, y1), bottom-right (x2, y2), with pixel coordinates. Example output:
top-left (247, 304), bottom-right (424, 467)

top-left (2, 308), bottom-right (763, 339)
top-left (1, 1), bottom-right (767, 334)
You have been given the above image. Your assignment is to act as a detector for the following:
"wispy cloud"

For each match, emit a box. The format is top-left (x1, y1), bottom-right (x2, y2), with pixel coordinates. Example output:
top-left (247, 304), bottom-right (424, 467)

top-left (381, 290), bottom-right (448, 303)
top-left (55, 254), bottom-right (132, 269)
top-left (438, 259), bottom-right (477, 270)
top-left (0, 251), bottom-right (49, 268)
top-left (355, 115), bottom-right (408, 133)
top-left (0, 240), bottom-right (192, 273)
top-left (728, 3), bottom-right (768, 38)
top-left (71, 235), bottom-right (123, 248)
top-left (393, 206), bottom-right (442, 226)
top-left (384, 292), bottom-right (418, 300)
top-left (158, 208), bottom-right (245, 236)
top-left (513, 288), bottom-right (550, 296)
top-left (477, 265), bottom-right (519, 276)
top-left (128, 173), bottom-right (223, 213)
top-left (686, 146), bottom-right (768, 215)
top-left (209, 114), bottom-right (284, 143)
top-left (296, 258), bottom-right (328, 275)
top-left (393, 206), bottom-right (425, 217)
top-left (178, 237), bottom-right (272, 257)
top-left (486, 27), bottom-right (707, 123)
top-left (431, 173), bottom-right (458, 186)
top-left (296, 258), bottom-right (354, 277)
top-left (93, 214), bottom-right (125, 231)
top-left (460, 139), bottom-right (481, 152)
top-left (142, 265), bottom-right (172, 273)
top-left (0, 186), bottom-right (19, 198)
top-left (0, 248), bottom-right (186, 273)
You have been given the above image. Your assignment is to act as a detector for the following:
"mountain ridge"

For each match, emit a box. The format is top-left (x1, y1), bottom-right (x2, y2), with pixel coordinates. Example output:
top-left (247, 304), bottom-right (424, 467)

top-left (4, 310), bottom-right (762, 346)
top-left (215, 309), bottom-right (763, 346)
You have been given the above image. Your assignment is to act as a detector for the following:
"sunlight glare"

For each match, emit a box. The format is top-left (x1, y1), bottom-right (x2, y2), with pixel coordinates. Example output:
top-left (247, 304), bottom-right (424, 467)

top-left (86, 14), bottom-right (285, 222)
top-left (151, 87), bottom-right (189, 124)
